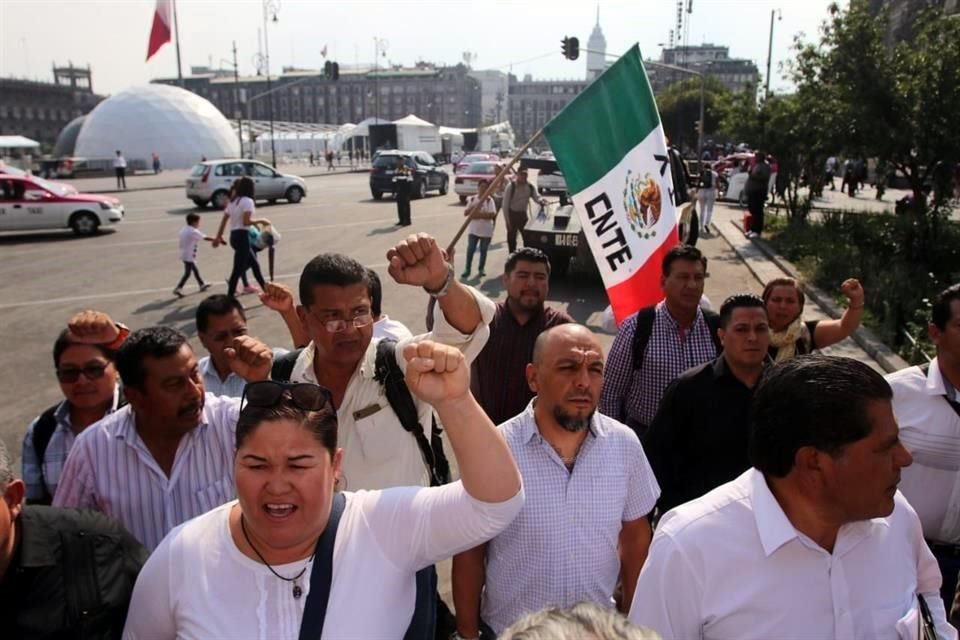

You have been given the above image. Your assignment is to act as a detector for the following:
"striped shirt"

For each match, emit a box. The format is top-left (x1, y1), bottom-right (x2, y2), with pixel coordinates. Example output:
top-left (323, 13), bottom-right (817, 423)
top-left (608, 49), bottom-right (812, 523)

top-left (52, 393), bottom-right (240, 550)
top-left (20, 386), bottom-right (123, 502)
top-left (482, 401), bottom-right (660, 633)
top-left (600, 302), bottom-right (719, 431)
top-left (471, 302), bottom-right (573, 426)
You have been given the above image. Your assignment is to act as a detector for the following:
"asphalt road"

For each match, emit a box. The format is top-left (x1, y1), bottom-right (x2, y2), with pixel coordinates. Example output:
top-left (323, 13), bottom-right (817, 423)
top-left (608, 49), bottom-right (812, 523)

top-left (0, 169), bottom-right (757, 469)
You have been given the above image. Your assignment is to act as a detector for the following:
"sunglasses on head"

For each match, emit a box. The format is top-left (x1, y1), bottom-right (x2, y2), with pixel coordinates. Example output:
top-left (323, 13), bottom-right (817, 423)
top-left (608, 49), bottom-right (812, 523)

top-left (241, 380), bottom-right (333, 412)
top-left (56, 362), bottom-right (110, 384)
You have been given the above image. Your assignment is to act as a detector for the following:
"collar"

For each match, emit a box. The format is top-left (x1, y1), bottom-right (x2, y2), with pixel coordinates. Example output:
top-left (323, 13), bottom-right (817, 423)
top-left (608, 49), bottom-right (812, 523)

top-left (295, 340), bottom-right (376, 384)
top-left (658, 300), bottom-right (704, 331)
top-left (13, 508), bottom-right (59, 569)
top-left (714, 355), bottom-right (768, 386)
top-left (113, 402), bottom-right (209, 443)
top-left (518, 398), bottom-right (605, 445)
top-left (200, 355), bottom-right (238, 384)
top-left (925, 357), bottom-right (959, 400)
top-left (54, 384), bottom-right (123, 432)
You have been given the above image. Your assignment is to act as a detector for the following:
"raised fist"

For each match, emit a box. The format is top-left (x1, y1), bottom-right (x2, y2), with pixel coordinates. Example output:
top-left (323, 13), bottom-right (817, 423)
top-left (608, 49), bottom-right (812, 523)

top-left (67, 310), bottom-right (119, 345)
top-left (225, 335), bottom-right (274, 382)
top-left (387, 233), bottom-right (449, 290)
top-left (402, 340), bottom-right (469, 406)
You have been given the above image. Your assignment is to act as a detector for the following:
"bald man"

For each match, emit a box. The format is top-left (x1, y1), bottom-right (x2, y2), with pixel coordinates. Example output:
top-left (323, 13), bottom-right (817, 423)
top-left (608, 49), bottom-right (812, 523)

top-left (451, 325), bottom-right (661, 638)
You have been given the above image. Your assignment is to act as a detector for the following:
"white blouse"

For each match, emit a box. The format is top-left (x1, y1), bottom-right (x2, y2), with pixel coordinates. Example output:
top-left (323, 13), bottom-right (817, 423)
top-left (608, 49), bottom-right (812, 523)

top-left (122, 482), bottom-right (524, 640)
top-left (227, 196), bottom-right (254, 231)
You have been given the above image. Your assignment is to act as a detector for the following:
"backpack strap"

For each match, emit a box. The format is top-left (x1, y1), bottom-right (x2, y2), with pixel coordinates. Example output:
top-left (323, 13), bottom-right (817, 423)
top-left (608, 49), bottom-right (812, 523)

top-left (630, 306), bottom-right (658, 371)
top-left (373, 339), bottom-right (449, 486)
top-left (31, 404), bottom-right (61, 506)
top-left (702, 309), bottom-right (724, 355)
top-left (298, 492), bottom-right (347, 640)
top-left (271, 348), bottom-right (304, 382)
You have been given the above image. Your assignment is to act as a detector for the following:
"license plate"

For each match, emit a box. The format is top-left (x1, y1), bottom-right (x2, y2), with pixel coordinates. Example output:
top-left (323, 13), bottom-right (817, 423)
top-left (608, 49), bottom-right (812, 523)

top-left (556, 234), bottom-right (579, 247)
top-left (384, 170), bottom-right (394, 175)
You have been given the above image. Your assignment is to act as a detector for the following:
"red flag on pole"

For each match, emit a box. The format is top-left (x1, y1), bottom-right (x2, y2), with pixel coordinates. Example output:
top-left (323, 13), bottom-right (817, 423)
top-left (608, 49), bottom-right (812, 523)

top-left (146, 0), bottom-right (173, 61)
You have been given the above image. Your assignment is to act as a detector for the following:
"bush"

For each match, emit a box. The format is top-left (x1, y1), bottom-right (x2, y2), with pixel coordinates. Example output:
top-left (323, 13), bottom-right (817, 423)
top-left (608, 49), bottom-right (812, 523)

top-left (766, 210), bottom-right (960, 363)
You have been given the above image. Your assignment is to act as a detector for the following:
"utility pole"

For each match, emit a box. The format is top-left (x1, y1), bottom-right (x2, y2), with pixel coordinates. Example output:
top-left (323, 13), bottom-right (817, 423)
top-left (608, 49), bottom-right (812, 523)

top-left (262, 0), bottom-right (279, 168)
top-left (765, 9), bottom-right (781, 99)
top-left (231, 41), bottom-right (244, 157)
top-left (172, 0), bottom-right (184, 86)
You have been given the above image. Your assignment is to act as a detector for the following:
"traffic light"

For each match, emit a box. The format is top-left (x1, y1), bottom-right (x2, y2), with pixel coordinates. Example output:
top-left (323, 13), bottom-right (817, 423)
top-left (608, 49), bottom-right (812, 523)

top-left (561, 36), bottom-right (580, 61)
top-left (323, 61), bottom-right (340, 81)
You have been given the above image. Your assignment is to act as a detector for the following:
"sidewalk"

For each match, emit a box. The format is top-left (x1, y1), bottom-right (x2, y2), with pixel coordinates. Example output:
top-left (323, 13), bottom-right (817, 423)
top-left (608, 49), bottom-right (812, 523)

top-left (67, 162), bottom-right (372, 194)
top-left (709, 201), bottom-right (908, 374)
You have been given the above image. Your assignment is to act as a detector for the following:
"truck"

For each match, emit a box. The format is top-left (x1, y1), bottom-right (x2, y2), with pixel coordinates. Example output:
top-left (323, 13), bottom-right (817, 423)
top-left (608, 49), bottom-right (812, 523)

top-left (369, 123), bottom-right (441, 157)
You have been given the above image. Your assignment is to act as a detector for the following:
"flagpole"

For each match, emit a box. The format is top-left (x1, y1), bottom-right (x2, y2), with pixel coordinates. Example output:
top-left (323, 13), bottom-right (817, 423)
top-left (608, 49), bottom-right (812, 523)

top-left (172, 0), bottom-right (183, 86)
top-left (446, 127), bottom-right (543, 255)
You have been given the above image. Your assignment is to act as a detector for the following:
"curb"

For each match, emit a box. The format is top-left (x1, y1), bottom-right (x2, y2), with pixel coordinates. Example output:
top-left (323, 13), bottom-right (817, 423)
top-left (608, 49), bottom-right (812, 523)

top-left (84, 167), bottom-right (372, 195)
top-left (714, 216), bottom-right (909, 374)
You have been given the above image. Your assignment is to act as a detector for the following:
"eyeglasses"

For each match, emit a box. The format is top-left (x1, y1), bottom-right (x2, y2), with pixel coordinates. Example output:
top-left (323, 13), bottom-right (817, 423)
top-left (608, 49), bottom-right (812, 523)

top-left (308, 310), bottom-right (374, 333)
top-left (241, 380), bottom-right (333, 412)
top-left (56, 363), bottom-right (110, 384)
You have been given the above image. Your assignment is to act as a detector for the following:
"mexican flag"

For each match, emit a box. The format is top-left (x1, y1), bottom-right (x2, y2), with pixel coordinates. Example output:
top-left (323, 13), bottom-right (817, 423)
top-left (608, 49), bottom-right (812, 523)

top-left (544, 44), bottom-right (677, 325)
top-left (146, 0), bottom-right (173, 62)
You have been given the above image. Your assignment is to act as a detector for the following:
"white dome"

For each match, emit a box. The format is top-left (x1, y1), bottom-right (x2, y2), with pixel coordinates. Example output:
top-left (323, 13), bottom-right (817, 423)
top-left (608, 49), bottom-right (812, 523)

top-left (75, 84), bottom-right (239, 169)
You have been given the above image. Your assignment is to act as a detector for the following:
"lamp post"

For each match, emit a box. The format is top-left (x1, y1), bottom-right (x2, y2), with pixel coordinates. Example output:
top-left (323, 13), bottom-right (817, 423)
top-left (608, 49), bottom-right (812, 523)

top-left (262, 0), bottom-right (280, 167)
top-left (765, 9), bottom-right (782, 100)
top-left (217, 43), bottom-right (244, 157)
top-left (373, 37), bottom-right (388, 122)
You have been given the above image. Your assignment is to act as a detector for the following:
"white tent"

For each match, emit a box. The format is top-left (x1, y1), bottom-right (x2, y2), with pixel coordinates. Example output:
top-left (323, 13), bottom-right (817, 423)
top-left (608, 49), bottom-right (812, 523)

top-left (394, 114), bottom-right (436, 127)
top-left (0, 135), bottom-right (40, 149)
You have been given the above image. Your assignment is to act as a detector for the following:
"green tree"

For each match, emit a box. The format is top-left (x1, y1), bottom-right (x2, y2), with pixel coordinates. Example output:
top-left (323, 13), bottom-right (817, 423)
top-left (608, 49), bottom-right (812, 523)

top-left (655, 76), bottom-right (731, 154)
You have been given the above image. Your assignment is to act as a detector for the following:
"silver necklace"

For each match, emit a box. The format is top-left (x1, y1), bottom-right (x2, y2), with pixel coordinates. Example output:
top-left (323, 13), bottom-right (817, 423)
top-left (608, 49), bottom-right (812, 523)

top-left (240, 514), bottom-right (313, 599)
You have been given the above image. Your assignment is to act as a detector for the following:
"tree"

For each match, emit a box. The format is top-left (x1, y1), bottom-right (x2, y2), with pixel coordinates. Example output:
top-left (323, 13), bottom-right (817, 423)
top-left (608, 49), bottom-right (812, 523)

top-left (655, 76), bottom-right (731, 154)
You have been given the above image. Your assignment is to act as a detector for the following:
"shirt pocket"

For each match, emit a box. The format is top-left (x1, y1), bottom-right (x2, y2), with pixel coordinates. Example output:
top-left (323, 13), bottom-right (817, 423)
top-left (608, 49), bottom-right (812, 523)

top-left (193, 478), bottom-right (235, 514)
top-left (354, 407), bottom-right (412, 465)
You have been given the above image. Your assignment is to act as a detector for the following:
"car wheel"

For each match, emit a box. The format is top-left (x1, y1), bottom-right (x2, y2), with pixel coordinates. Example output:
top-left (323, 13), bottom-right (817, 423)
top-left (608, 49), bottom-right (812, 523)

top-left (371, 190), bottom-right (383, 200)
top-left (459, 195), bottom-right (467, 205)
top-left (679, 209), bottom-right (700, 247)
top-left (416, 180), bottom-right (427, 199)
top-left (70, 211), bottom-right (100, 237)
top-left (439, 179), bottom-right (448, 196)
top-left (212, 190), bottom-right (229, 210)
top-left (191, 198), bottom-right (208, 208)
top-left (286, 186), bottom-right (304, 203)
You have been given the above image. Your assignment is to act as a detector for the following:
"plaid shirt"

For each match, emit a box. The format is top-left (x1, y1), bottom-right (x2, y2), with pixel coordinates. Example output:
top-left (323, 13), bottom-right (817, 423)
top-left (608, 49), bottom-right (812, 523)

top-left (600, 302), bottom-right (718, 430)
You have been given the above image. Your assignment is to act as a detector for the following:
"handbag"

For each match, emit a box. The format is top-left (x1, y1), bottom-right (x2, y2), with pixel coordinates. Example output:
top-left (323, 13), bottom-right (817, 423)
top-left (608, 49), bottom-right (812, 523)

top-left (298, 492), bottom-right (347, 640)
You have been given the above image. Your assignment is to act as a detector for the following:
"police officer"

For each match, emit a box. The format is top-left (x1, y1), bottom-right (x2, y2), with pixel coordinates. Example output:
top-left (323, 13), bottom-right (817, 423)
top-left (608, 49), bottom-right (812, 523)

top-left (394, 156), bottom-right (413, 226)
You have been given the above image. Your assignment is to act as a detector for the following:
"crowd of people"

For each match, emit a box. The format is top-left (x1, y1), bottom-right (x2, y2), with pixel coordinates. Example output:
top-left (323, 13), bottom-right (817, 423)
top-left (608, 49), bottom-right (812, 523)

top-left (5, 228), bottom-right (960, 640)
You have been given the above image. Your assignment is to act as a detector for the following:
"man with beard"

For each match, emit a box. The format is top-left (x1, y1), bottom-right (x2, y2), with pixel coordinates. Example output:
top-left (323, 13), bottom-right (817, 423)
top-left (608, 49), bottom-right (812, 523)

top-left (471, 248), bottom-right (574, 426)
top-left (451, 324), bottom-right (660, 639)
top-left (53, 326), bottom-right (272, 550)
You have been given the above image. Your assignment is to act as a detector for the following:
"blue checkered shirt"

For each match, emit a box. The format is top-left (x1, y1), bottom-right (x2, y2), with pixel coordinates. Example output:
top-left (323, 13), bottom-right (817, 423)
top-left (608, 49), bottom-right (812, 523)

top-left (481, 401), bottom-right (660, 633)
top-left (600, 301), bottom-right (719, 429)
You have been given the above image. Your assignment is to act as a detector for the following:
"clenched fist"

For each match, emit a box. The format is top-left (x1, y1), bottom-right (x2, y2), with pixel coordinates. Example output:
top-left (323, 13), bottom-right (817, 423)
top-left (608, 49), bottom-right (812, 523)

top-left (402, 340), bottom-right (469, 406)
top-left (840, 278), bottom-right (865, 307)
top-left (260, 282), bottom-right (295, 314)
top-left (387, 233), bottom-right (450, 290)
top-left (225, 335), bottom-right (273, 382)
top-left (67, 310), bottom-right (120, 345)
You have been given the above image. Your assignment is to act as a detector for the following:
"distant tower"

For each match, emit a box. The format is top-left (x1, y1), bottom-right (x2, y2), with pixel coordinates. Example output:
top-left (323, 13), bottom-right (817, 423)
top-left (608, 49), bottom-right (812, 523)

top-left (586, 5), bottom-right (607, 80)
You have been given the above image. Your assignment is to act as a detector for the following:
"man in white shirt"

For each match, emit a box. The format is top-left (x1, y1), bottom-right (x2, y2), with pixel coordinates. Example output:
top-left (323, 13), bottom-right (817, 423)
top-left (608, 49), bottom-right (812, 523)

top-left (367, 267), bottom-right (414, 341)
top-left (272, 232), bottom-right (495, 491)
top-left (629, 355), bottom-right (954, 640)
top-left (113, 150), bottom-right (127, 190)
top-left (888, 283), bottom-right (960, 613)
top-left (53, 325), bottom-right (272, 550)
top-left (453, 324), bottom-right (659, 638)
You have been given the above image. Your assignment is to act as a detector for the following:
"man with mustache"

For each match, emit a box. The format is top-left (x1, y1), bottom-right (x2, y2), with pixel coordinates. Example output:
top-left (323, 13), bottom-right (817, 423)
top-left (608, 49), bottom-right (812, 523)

top-left (471, 248), bottom-right (573, 426)
top-left (451, 324), bottom-right (660, 639)
top-left (53, 326), bottom-right (272, 550)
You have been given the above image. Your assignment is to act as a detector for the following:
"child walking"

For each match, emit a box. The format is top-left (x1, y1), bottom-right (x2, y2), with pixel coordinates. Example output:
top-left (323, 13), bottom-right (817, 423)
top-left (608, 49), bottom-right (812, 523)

top-left (461, 178), bottom-right (498, 279)
top-left (174, 212), bottom-right (215, 297)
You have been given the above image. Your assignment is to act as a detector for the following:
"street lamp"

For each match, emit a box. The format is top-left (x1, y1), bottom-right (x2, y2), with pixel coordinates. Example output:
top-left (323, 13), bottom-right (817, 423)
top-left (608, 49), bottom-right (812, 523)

top-left (373, 37), bottom-right (388, 122)
top-left (262, 0), bottom-right (280, 167)
top-left (765, 8), bottom-right (782, 99)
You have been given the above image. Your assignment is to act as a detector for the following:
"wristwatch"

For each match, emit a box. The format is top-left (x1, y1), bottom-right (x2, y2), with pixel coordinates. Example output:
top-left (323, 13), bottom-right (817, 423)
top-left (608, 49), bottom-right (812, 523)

top-left (104, 322), bottom-right (130, 351)
top-left (423, 263), bottom-right (455, 298)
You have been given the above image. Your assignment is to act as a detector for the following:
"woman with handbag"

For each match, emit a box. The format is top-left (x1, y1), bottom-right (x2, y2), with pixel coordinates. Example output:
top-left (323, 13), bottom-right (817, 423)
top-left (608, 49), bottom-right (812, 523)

top-left (122, 340), bottom-right (523, 639)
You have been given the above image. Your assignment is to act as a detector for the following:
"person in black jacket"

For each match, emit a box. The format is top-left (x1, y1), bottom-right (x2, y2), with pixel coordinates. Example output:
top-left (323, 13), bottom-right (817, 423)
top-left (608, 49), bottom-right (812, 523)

top-left (0, 440), bottom-right (146, 639)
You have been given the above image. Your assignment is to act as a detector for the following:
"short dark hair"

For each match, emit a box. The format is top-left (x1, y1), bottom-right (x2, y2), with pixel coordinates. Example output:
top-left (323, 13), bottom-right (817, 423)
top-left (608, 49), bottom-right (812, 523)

top-left (53, 329), bottom-right (116, 368)
top-left (236, 401), bottom-right (338, 457)
top-left (662, 245), bottom-right (707, 276)
top-left (761, 277), bottom-right (806, 308)
top-left (719, 294), bottom-right (767, 328)
top-left (232, 176), bottom-right (255, 200)
top-left (931, 283), bottom-right (960, 330)
top-left (505, 247), bottom-right (551, 276)
top-left (298, 253), bottom-right (373, 307)
top-left (196, 295), bottom-right (246, 333)
top-left (114, 327), bottom-right (189, 390)
top-left (749, 355), bottom-right (892, 477)
top-left (367, 268), bottom-right (383, 318)
top-left (186, 212), bottom-right (201, 225)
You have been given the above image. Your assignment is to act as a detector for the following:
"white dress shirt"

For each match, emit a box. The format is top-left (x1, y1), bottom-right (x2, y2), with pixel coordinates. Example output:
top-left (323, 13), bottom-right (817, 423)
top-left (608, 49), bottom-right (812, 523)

top-left (52, 393), bottom-right (240, 550)
top-left (629, 469), bottom-right (954, 640)
top-left (290, 285), bottom-right (495, 491)
top-left (373, 314), bottom-right (414, 342)
top-left (888, 358), bottom-right (960, 543)
top-left (122, 482), bottom-right (524, 640)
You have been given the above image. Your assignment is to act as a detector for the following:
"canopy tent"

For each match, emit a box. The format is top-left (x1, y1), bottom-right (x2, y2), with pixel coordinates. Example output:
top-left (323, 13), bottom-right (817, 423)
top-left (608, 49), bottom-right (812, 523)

top-left (393, 114), bottom-right (436, 127)
top-left (0, 135), bottom-right (41, 149)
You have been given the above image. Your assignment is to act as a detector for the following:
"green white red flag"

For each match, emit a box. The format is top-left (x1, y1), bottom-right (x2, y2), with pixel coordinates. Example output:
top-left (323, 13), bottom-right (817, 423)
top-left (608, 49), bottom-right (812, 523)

top-left (544, 44), bottom-right (678, 324)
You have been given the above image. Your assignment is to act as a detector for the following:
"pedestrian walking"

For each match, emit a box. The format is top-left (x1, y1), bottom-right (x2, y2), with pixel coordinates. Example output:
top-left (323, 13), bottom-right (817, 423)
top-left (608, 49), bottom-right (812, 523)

top-left (502, 169), bottom-right (546, 253)
top-left (326, 150), bottom-right (335, 171)
top-left (697, 164), bottom-right (718, 234)
top-left (825, 156), bottom-right (838, 190)
top-left (744, 152), bottom-right (770, 237)
top-left (152, 152), bottom-right (161, 174)
top-left (113, 150), bottom-right (127, 190)
top-left (393, 156), bottom-right (413, 226)
top-left (213, 176), bottom-right (270, 297)
top-left (173, 213), bottom-right (215, 297)
top-left (309, 151), bottom-right (315, 167)
top-left (461, 179), bottom-right (497, 279)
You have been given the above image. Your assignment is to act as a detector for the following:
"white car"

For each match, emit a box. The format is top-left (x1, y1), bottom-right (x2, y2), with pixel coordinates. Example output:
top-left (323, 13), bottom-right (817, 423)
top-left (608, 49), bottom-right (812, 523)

top-left (186, 159), bottom-right (307, 209)
top-left (0, 175), bottom-right (123, 235)
top-left (719, 171), bottom-right (748, 206)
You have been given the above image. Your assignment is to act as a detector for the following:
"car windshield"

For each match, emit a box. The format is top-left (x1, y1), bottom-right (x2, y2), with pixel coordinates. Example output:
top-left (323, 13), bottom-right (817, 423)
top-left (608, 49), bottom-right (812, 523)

top-left (373, 155), bottom-right (405, 168)
top-left (28, 177), bottom-right (68, 196)
top-left (464, 162), bottom-right (498, 175)
top-left (189, 164), bottom-right (207, 177)
top-left (463, 155), bottom-right (490, 163)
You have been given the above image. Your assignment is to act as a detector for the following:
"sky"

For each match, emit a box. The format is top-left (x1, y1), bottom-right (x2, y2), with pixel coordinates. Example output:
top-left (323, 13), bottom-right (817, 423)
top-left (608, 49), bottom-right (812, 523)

top-left (0, 0), bottom-right (847, 96)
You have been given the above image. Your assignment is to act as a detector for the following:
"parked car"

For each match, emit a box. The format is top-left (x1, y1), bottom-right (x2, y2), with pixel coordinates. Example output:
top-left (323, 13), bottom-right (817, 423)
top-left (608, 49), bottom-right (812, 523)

top-left (0, 163), bottom-right (78, 194)
top-left (719, 170), bottom-right (749, 206)
top-left (536, 165), bottom-right (567, 194)
top-left (454, 161), bottom-right (513, 206)
top-left (454, 152), bottom-right (500, 174)
top-left (0, 175), bottom-right (123, 236)
top-left (185, 159), bottom-right (307, 209)
top-left (369, 151), bottom-right (449, 200)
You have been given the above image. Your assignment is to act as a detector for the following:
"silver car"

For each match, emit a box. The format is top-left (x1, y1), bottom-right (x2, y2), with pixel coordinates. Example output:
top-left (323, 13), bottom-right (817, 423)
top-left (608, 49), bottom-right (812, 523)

top-left (185, 160), bottom-right (307, 209)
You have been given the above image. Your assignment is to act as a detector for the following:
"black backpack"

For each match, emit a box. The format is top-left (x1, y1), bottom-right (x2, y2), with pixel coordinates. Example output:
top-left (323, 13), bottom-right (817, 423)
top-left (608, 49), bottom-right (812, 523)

top-left (631, 305), bottom-right (723, 370)
top-left (700, 170), bottom-right (714, 189)
top-left (270, 340), bottom-right (451, 487)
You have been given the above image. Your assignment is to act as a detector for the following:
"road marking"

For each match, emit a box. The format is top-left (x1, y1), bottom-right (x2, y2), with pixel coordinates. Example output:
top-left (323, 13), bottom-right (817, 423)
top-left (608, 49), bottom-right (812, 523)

top-left (0, 262), bottom-right (391, 309)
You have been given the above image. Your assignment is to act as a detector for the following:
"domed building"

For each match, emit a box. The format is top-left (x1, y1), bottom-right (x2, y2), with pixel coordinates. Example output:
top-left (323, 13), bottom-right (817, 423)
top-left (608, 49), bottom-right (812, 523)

top-left (74, 84), bottom-right (239, 169)
top-left (52, 115), bottom-right (86, 158)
